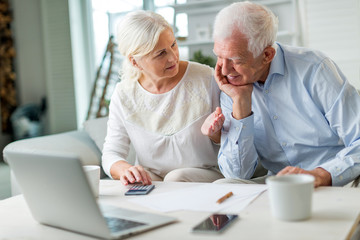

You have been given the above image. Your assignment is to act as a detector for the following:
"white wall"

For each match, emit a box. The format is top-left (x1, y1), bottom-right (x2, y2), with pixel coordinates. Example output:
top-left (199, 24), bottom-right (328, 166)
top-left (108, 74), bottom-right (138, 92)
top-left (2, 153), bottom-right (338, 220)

top-left (303, 0), bottom-right (360, 90)
top-left (11, 0), bottom-right (46, 106)
top-left (40, 0), bottom-right (78, 134)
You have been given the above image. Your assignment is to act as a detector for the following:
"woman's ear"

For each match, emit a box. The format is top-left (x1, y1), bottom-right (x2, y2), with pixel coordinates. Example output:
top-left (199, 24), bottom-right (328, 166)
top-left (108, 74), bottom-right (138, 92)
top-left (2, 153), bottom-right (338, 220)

top-left (129, 56), bottom-right (142, 70)
top-left (263, 46), bottom-right (276, 64)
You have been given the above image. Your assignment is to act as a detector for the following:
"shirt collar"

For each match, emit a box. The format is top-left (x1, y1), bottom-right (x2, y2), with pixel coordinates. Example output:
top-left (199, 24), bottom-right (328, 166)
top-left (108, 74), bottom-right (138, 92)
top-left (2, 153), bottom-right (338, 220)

top-left (255, 43), bottom-right (285, 89)
top-left (267, 42), bottom-right (285, 77)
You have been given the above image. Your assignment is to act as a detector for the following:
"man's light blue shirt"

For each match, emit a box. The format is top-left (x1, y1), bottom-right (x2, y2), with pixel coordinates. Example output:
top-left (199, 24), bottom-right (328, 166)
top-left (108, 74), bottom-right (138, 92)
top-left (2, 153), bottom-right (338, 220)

top-left (219, 43), bottom-right (360, 186)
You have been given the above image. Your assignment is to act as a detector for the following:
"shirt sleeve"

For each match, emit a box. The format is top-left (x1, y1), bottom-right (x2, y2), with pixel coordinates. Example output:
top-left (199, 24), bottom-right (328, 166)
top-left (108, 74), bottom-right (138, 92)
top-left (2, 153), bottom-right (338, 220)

top-left (101, 87), bottom-right (132, 179)
top-left (310, 58), bottom-right (360, 186)
top-left (218, 92), bottom-right (258, 179)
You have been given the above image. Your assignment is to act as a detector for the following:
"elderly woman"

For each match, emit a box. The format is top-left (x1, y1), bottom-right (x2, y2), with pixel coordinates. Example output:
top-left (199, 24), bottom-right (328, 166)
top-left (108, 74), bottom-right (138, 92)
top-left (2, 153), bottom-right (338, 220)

top-left (102, 10), bottom-right (223, 185)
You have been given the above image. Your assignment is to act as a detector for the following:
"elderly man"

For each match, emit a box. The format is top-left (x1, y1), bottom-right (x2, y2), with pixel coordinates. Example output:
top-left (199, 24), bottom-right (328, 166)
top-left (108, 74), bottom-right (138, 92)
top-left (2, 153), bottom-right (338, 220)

top-left (201, 1), bottom-right (360, 187)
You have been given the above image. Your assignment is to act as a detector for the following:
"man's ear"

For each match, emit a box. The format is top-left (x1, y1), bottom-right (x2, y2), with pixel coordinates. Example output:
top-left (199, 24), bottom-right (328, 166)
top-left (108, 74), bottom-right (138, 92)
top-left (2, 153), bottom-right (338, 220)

top-left (263, 46), bottom-right (276, 64)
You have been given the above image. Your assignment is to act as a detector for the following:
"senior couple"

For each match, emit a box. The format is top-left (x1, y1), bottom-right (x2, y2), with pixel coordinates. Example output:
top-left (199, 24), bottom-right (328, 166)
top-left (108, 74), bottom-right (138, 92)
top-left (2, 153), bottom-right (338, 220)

top-left (102, 2), bottom-right (360, 188)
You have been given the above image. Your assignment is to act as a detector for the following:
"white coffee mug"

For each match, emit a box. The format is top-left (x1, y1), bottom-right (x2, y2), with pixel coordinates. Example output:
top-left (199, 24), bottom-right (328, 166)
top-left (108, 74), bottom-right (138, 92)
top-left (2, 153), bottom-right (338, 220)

top-left (83, 165), bottom-right (100, 198)
top-left (266, 174), bottom-right (315, 221)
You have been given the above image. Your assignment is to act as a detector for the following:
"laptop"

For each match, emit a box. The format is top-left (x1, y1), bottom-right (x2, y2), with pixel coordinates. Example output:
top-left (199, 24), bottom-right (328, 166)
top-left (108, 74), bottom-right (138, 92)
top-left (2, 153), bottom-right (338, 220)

top-left (5, 150), bottom-right (176, 239)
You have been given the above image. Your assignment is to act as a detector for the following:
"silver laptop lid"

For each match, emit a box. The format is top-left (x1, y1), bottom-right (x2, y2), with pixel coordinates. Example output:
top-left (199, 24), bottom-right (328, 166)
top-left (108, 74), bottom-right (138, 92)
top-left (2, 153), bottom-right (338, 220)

top-left (6, 150), bottom-right (176, 239)
top-left (6, 151), bottom-right (112, 238)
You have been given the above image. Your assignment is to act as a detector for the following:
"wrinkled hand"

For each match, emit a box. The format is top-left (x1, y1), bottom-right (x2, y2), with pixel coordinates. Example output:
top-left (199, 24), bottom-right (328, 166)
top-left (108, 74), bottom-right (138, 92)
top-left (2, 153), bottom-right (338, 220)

top-left (214, 62), bottom-right (253, 120)
top-left (277, 166), bottom-right (332, 187)
top-left (214, 63), bottom-right (253, 101)
top-left (201, 107), bottom-right (225, 138)
top-left (110, 161), bottom-right (152, 186)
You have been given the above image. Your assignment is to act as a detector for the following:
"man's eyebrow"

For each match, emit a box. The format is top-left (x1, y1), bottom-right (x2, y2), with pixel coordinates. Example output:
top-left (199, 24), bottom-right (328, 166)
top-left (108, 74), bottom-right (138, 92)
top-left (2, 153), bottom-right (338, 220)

top-left (212, 49), bottom-right (246, 60)
top-left (229, 52), bottom-right (247, 60)
top-left (229, 56), bottom-right (243, 61)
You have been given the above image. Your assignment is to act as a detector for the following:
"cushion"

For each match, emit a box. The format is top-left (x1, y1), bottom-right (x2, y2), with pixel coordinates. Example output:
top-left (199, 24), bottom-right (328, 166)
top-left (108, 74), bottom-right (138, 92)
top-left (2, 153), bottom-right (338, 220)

top-left (83, 116), bottom-right (108, 152)
top-left (83, 116), bottom-right (136, 164)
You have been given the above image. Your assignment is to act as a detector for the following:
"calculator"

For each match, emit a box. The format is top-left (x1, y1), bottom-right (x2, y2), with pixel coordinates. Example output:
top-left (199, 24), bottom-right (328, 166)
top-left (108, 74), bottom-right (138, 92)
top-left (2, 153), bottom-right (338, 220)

top-left (124, 185), bottom-right (155, 195)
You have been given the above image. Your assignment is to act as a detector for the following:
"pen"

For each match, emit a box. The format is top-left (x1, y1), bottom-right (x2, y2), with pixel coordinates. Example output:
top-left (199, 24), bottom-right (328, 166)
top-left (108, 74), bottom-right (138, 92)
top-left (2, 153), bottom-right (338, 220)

top-left (216, 191), bottom-right (233, 204)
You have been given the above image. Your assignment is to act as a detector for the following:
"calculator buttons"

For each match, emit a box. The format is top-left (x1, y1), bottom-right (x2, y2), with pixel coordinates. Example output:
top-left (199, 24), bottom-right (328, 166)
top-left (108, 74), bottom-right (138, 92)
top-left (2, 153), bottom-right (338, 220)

top-left (125, 185), bottom-right (155, 195)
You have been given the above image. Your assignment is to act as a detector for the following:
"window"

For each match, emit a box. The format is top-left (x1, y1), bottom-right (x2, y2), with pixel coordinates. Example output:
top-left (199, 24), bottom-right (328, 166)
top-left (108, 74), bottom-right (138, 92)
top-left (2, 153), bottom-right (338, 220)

top-left (91, 0), bottom-right (189, 66)
top-left (91, 0), bottom-right (143, 66)
top-left (88, 0), bottom-right (190, 118)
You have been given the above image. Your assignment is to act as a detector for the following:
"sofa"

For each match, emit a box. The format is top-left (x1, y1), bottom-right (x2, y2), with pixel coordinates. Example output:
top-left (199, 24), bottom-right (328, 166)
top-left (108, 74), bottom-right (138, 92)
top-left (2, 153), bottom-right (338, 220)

top-left (3, 117), bottom-right (135, 196)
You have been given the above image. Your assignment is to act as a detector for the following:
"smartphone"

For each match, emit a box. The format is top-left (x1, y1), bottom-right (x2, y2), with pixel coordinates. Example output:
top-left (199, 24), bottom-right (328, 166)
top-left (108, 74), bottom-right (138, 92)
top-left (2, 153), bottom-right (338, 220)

top-left (192, 214), bottom-right (238, 233)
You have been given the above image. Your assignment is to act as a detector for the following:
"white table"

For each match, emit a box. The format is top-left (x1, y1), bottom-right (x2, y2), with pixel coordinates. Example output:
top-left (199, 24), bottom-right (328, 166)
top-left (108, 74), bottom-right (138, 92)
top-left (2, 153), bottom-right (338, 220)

top-left (0, 180), bottom-right (359, 239)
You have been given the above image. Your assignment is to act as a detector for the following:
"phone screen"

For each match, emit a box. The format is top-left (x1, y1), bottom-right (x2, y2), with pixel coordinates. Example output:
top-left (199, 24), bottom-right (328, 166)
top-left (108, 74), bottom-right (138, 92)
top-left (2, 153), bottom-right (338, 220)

top-left (192, 214), bottom-right (238, 233)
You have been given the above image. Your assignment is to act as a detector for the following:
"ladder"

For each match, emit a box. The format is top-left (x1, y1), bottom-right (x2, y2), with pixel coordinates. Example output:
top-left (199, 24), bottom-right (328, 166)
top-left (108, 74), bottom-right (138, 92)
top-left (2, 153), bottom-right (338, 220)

top-left (86, 36), bottom-right (122, 120)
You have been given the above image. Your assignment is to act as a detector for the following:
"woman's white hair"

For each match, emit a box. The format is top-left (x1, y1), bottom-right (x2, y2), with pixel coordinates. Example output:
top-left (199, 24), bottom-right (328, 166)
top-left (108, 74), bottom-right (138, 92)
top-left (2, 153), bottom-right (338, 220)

top-left (213, 1), bottom-right (278, 58)
top-left (116, 10), bottom-right (172, 81)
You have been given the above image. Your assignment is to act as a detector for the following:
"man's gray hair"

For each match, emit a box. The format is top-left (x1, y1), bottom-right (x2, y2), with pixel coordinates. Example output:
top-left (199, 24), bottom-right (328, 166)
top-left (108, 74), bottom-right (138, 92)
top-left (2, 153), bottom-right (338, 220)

top-left (213, 1), bottom-right (278, 57)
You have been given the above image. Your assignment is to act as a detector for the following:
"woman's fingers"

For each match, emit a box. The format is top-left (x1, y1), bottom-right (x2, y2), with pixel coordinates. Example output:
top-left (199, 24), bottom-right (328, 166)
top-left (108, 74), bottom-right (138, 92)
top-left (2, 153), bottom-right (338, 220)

top-left (122, 165), bottom-right (152, 185)
top-left (141, 171), bottom-right (152, 185)
top-left (120, 175), bottom-right (130, 186)
top-left (135, 165), bottom-right (152, 185)
top-left (125, 168), bottom-right (137, 183)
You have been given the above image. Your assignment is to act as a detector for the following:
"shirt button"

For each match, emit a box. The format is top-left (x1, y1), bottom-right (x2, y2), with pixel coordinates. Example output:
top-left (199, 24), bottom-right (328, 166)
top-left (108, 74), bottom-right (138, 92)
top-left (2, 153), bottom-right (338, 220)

top-left (265, 89), bottom-right (269, 94)
top-left (235, 127), bottom-right (240, 131)
top-left (339, 175), bottom-right (343, 180)
top-left (273, 115), bottom-right (278, 120)
top-left (282, 142), bottom-right (287, 147)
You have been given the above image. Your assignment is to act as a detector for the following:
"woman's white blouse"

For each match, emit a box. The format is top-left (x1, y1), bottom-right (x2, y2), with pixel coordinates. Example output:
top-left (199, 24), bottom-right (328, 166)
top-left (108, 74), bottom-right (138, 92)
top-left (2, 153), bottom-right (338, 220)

top-left (102, 62), bottom-right (220, 178)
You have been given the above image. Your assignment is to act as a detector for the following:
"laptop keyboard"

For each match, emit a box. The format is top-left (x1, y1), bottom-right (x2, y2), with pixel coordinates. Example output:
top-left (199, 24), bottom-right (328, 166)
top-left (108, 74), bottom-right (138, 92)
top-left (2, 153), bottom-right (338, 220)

top-left (105, 217), bottom-right (147, 233)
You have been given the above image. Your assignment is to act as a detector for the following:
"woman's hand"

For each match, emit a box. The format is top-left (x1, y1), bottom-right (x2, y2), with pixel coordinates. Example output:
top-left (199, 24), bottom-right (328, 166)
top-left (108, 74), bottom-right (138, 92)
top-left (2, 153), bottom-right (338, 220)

top-left (110, 160), bottom-right (152, 186)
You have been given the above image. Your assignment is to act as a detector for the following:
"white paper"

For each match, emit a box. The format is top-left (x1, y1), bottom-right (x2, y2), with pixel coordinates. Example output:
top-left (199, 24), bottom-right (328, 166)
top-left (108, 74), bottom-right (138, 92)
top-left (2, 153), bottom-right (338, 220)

top-left (128, 183), bottom-right (267, 213)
